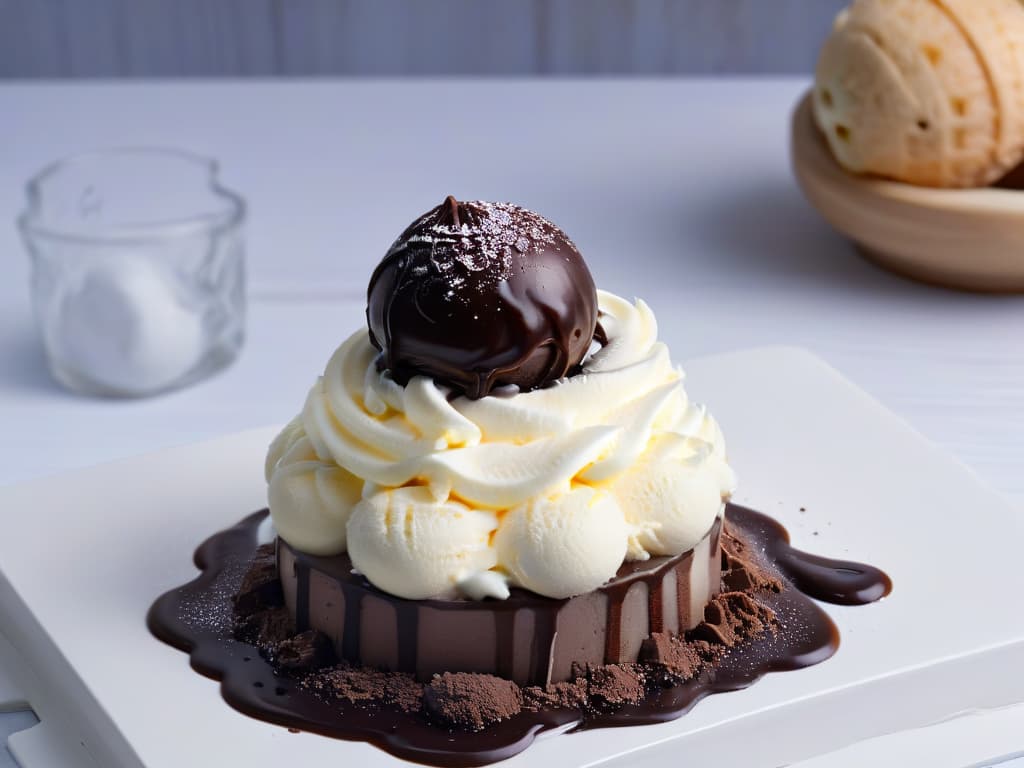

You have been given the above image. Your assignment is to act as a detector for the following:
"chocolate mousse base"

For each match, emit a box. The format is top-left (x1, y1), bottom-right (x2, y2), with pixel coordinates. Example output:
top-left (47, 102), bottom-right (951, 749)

top-left (278, 520), bottom-right (722, 686)
top-left (148, 504), bottom-right (891, 767)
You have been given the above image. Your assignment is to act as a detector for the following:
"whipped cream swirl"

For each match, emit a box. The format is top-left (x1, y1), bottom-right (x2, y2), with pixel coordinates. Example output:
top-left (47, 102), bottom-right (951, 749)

top-left (266, 290), bottom-right (736, 600)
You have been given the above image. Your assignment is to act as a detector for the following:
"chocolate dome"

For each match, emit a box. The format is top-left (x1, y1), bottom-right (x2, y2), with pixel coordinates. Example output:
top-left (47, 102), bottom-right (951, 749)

top-left (366, 197), bottom-right (598, 399)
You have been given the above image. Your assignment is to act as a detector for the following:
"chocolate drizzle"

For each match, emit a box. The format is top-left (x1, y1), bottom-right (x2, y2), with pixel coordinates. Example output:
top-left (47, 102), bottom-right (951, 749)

top-left (293, 562), bottom-right (310, 632)
top-left (604, 597), bottom-right (625, 664)
top-left (531, 609), bottom-right (558, 685)
top-left (396, 601), bottom-right (419, 672)
top-left (494, 612), bottom-right (514, 680)
top-left (341, 579), bottom-right (361, 662)
top-left (366, 198), bottom-right (599, 399)
top-left (148, 505), bottom-right (890, 767)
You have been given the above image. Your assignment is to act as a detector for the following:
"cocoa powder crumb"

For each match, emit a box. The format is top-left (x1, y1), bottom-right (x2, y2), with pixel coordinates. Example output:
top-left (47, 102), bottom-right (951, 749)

top-left (587, 664), bottom-right (646, 706)
top-left (306, 665), bottom-right (423, 713)
top-left (384, 674), bottom-right (425, 713)
top-left (236, 605), bottom-right (293, 649)
top-left (274, 630), bottom-right (335, 673)
top-left (521, 679), bottom-right (588, 711)
top-left (722, 524), bottom-right (783, 594)
top-left (306, 665), bottom-right (384, 703)
top-left (639, 633), bottom-right (721, 681)
top-left (424, 672), bottom-right (522, 731)
top-left (233, 544), bottom-right (283, 615)
top-left (694, 591), bottom-right (778, 647)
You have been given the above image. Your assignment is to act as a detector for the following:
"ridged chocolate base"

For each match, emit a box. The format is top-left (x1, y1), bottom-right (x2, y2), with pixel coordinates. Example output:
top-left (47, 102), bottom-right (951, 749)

top-left (278, 520), bottom-right (723, 686)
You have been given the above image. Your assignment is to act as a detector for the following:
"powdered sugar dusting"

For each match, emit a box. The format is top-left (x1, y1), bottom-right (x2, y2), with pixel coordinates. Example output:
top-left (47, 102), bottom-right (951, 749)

top-left (386, 200), bottom-right (574, 289)
top-left (177, 556), bottom-right (247, 633)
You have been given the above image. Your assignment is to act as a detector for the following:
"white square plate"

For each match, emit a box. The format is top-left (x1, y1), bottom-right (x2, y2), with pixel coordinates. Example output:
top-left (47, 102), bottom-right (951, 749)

top-left (1, 347), bottom-right (1022, 767)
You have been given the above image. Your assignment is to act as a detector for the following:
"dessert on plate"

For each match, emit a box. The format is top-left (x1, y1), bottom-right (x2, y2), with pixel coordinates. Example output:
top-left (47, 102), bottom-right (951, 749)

top-left (268, 196), bottom-right (734, 684)
top-left (150, 197), bottom-right (890, 766)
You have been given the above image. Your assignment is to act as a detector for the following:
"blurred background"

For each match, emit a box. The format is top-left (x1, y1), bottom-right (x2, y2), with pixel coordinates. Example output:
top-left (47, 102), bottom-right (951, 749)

top-left (0, 0), bottom-right (847, 77)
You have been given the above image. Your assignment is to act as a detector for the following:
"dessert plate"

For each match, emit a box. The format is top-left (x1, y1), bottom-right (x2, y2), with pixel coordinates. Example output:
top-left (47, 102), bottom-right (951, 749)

top-left (1, 346), bottom-right (1022, 768)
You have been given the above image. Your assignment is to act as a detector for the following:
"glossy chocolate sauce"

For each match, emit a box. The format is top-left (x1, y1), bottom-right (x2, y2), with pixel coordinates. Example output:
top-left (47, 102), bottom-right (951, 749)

top-left (148, 504), bottom-right (890, 767)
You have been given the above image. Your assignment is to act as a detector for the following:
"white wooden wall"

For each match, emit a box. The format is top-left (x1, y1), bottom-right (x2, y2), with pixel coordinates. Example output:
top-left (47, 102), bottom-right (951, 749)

top-left (0, 0), bottom-right (846, 77)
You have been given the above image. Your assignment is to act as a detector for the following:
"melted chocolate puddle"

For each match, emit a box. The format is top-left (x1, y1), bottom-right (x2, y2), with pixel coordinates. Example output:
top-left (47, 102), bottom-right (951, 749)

top-left (148, 504), bottom-right (890, 767)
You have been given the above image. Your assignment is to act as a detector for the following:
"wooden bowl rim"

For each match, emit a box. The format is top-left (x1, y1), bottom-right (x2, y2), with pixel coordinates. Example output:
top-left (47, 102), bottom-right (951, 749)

top-left (791, 92), bottom-right (1024, 217)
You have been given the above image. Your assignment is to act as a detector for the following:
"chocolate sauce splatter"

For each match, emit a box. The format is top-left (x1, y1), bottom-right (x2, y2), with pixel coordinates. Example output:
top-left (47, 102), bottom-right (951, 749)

top-left (148, 505), bottom-right (890, 767)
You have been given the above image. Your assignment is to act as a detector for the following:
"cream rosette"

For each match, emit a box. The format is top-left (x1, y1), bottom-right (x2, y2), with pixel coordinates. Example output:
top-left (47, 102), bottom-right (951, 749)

top-left (266, 290), bottom-right (736, 600)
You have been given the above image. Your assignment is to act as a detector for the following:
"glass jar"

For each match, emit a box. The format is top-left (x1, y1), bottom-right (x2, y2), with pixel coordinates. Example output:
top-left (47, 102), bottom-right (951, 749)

top-left (19, 148), bottom-right (246, 397)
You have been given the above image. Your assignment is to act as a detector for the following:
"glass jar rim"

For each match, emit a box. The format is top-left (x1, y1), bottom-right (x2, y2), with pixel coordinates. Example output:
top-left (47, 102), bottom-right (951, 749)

top-left (18, 146), bottom-right (246, 245)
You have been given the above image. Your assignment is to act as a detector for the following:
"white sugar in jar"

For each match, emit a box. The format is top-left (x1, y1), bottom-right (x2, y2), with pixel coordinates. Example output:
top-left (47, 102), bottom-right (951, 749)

top-left (19, 148), bottom-right (246, 397)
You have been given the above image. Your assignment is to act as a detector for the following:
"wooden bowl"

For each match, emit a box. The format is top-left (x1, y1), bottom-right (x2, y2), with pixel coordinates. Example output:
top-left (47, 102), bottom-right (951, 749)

top-left (791, 91), bottom-right (1024, 293)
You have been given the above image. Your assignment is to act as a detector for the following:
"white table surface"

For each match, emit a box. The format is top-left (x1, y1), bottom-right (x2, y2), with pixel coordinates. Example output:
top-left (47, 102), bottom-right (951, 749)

top-left (1, 77), bottom-right (1022, 767)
